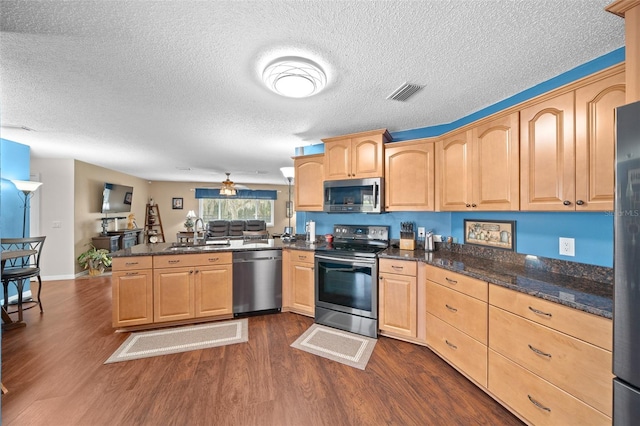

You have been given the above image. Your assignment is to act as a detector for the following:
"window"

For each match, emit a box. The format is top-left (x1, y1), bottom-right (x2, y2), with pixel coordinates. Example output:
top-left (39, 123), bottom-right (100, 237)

top-left (199, 198), bottom-right (274, 226)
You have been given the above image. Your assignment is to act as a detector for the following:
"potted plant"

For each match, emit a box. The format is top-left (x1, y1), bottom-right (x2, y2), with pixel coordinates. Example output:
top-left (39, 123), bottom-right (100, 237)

top-left (77, 244), bottom-right (112, 276)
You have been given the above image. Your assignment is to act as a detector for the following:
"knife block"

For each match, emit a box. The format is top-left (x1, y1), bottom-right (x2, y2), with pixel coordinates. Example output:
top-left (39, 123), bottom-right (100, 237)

top-left (400, 232), bottom-right (416, 250)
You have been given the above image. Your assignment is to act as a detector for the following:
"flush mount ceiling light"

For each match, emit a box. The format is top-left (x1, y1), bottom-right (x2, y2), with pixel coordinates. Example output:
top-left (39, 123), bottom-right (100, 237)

top-left (262, 57), bottom-right (326, 98)
top-left (220, 172), bottom-right (237, 196)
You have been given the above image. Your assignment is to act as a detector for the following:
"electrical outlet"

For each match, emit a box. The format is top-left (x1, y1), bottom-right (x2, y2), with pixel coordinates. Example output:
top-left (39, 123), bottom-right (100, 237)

top-left (418, 227), bottom-right (425, 238)
top-left (559, 237), bottom-right (575, 256)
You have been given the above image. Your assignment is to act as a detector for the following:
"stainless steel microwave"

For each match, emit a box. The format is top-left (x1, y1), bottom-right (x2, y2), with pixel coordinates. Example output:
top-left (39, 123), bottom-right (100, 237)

top-left (323, 178), bottom-right (384, 213)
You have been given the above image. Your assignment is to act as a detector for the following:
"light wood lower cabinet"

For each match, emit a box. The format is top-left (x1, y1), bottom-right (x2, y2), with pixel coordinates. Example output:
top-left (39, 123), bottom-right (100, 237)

top-left (488, 284), bottom-right (612, 422)
top-left (112, 253), bottom-right (232, 328)
top-left (379, 259), bottom-right (417, 338)
top-left (489, 350), bottom-right (610, 426)
top-left (283, 249), bottom-right (315, 317)
top-left (112, 256), bottom-right (153, 327)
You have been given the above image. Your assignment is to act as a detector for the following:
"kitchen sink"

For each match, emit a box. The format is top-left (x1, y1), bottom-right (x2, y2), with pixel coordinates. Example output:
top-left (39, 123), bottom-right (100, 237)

top-left (164, 242), bottom-right (229, 252)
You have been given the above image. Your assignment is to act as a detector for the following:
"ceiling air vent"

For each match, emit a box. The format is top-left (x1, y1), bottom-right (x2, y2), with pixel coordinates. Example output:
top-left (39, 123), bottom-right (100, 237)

top-left (386, 83), bottom-right (424, 102)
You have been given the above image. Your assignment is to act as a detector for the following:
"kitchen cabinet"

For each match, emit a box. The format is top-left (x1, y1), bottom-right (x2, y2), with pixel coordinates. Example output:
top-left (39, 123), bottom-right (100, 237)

top-left (283, 249), bottom-right (315, 317)
top-left (293, 154), bottom-right (324, 211)
top-left (378, 259), bottom-right (417, 338)
top-left (322, 129), bottom-right (391, 180)
top-left (488, 284), bottom-right (612, 423)
top-left (521, 69), bottom-right (625, 211)
top-left (384, 139), bottom-right (435, 211)
top-left (436, 112), bottom-right (519, 211)
top-left (112, 256), bottom-right (153, 327)
top-left (425, 264), bottom-right (489, 386)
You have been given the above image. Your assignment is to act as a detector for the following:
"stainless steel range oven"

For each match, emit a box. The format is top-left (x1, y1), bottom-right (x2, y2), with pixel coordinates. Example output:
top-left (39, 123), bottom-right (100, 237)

top-left (314, 225), bottom-right (389, 338)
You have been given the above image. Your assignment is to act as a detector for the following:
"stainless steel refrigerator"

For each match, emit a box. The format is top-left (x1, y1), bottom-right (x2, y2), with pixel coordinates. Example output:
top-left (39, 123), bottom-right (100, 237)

top-left (614, 100), bottom-right (640, 425)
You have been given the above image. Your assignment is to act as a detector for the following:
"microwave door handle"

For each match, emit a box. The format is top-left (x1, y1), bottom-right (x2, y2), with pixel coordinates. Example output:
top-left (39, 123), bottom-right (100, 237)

top-left (373, 181), bottom-right (378, 208)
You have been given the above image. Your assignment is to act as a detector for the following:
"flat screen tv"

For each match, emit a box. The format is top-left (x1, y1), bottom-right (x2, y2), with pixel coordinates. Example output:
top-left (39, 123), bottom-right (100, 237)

top-left (101, 182), bottom-right (134, 214)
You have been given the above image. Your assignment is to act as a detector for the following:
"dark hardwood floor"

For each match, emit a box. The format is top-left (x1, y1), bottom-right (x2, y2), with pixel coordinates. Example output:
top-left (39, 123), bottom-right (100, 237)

top-left (2, 277), bottom-right (523, 425)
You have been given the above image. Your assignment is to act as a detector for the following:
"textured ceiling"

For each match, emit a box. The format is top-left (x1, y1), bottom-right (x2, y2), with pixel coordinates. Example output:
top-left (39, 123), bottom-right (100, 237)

top-left (0, 0), bottom-right (625, 185)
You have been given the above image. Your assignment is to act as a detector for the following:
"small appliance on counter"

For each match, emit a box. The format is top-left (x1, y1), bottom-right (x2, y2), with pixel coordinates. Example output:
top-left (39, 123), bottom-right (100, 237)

top-left (425, 230), bottom-right (435, 252)
top-left (400, 222), bottom-right (415, 250)
top-left (281, 226), bottom-right (295, 242)
top-left (305, 220), bottom-right (316, 243)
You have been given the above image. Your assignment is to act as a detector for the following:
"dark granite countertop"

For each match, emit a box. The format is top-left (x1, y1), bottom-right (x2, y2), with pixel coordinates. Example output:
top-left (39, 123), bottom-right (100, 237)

top-left (380, 247), bottom-right (613, 319)
top-left (110, 238), bottom-right (318, 258)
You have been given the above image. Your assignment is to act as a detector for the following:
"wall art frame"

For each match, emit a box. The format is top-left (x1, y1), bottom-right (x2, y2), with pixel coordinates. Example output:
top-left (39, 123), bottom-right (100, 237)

top-left (464, 219), bottom-right (515, 251)
top-left (172, 197), bottom-right (183, 210)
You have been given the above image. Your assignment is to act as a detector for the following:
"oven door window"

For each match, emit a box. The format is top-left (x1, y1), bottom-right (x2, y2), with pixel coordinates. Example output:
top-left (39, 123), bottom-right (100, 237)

top-left (316, 258), bottom-right (375, 317)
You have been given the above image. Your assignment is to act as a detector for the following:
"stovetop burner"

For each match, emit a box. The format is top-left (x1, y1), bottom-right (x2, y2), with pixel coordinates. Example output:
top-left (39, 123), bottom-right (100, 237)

top-left (315, 224), bottom-right (389, 258)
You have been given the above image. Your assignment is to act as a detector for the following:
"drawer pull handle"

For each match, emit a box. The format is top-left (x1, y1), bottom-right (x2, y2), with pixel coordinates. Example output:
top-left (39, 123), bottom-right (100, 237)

top-left (445, 340), bottom-right (458, 350)
top-left (445, 277), bottom-right (458, 284)
top-left (528, 306), bottom-right (552, 318)
top-left (208, 257), bottom-right (219, 262)
top-left (527, 395), bottom-right (551, 412)
top-left (298, 255), bottom-right (307, 260)
top-left (392, 265), bottom-right (404, 270)
top-left (125, 272), bottom-right (139, 276)
top-left (445, 304), bottom-right (458, 313)
top-left (168, 260), bottom-right (180, 264)
top-left (528, 344), bottom-right (552, 358)
top-left (125, 262), bottom-right (139, 266)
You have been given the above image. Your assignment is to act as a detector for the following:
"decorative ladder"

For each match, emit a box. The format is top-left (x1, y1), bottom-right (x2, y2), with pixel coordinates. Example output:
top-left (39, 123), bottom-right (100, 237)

top-left (145, 203), bottom-right (165, 243)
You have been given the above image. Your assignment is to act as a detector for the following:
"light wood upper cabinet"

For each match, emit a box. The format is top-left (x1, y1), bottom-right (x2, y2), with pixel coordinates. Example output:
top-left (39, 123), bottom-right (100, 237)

top-left (294, 154), bottom-right (324, 211)
top-left (436, 112), bottom-right (519, 211)
top-left (521, 71), bottom-right (625, 211)
top-left (575, 71), bottom-right (626, 211)
top-left (384, 139), bottom-right (435, 211)
top-left (322, 129), bottom-right (390, 180)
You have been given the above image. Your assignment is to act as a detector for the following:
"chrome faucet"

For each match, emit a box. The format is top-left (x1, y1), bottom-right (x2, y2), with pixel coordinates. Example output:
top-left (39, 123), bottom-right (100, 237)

top-left (193, 218), bottom-right (205, 244)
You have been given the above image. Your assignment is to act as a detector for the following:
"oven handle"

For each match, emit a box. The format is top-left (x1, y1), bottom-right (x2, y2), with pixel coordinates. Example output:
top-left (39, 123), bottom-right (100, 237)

top-left (315, 254), bottom-right (376, 266)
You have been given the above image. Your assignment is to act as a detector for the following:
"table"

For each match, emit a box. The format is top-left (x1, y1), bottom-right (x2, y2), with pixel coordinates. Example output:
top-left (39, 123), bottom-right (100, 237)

top-left (1, 249), bottom-right (37, 330)
top-left (176, 231), bottom-right (205, 243)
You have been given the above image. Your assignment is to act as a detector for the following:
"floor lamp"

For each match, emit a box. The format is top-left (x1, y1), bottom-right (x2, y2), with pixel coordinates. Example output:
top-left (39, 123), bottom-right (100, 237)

top-left (280, 167), bottom-right (295, 241)
top-left (11, 180), bottom-right (43, 238)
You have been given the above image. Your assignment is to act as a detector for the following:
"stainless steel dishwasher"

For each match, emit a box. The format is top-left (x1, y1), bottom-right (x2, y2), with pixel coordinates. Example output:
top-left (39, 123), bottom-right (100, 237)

top-left (232, 250), bottom-right (282, 316)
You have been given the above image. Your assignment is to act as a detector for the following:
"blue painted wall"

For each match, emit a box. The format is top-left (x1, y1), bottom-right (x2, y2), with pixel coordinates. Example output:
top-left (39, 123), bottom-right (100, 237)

top-left (1, 138), bottom-right (33, 300)
top-left (294, 48), bottom-right (625, 268)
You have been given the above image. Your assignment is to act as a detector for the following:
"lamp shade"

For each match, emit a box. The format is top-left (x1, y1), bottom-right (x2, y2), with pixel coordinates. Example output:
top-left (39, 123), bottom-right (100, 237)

top-left (280, 167), bottom-right (295, 179)
top-left (186, 210), bottom-right (197, 219)
top-left (11, 179), bottom-right (43, 194)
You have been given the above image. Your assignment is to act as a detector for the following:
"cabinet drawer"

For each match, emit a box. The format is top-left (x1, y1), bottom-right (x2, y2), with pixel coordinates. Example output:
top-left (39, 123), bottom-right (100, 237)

top-left (112, 256), bottom-right (153, 271)
top-left (426, 280), bottom-right (488, 344)
top-left (288, 249), bottom-right (314, 265)
top-left (379, 258), bottom-right (417, 276)
top-left (153, 252), bottom-right (232, 268)
top-left (489, 284), bottom-right (612, 351)
top-left (489, 350), bottom-right (610, 426)
top-left (426, 312), bottom-right (487, 387)
top-left (489, 306), bottom-right (612, 416)
top-left (425, 265), bottom-right (487, 301)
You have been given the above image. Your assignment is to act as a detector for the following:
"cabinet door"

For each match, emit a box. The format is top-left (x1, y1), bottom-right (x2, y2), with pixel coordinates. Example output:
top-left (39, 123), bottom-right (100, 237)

top-left (575, 71), bottom-right (626, 211)
top-left (195, 265), bottom-right (232, 317)
top-left (520, 92), bottom-right (575, 210)
top-left (379, 272), bottom-right (417, 337)
top-left (351, 135), bottom-right (384, 178)
top-left (294, 155), bottom-right (324, 211)
top-left (112, 269), bottom-right (153, 327)
top-left (324, 138), bottom-right (351, 180)
top-left (290, 261), bottom-right (315, 316)
top-left (385, 140), bottom-right (435, 211)
top-left (436, 130), bottom-right (473, 211)
top-left (154, 267), bottom-right (195, 323)
top-left (472, 112), bottom-right (520, 210)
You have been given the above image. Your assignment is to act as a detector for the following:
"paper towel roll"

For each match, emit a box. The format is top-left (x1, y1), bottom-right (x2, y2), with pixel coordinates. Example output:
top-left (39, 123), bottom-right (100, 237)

top-left (308, 220), bottom-right (316, 243)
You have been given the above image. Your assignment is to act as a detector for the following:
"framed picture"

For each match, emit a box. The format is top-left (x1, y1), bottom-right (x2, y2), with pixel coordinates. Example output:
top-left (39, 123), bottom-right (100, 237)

top-left (464, 219), bottom-right (515, 251)
top-left (172, 197), bottom-right (183, 210)
top-left (123, 192), bottom-right (132, 205)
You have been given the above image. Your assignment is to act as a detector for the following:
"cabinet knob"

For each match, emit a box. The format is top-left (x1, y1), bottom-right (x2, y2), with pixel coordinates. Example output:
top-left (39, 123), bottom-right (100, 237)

top-left (576, 200), bottom-right (584, 206)
top-left (471, 204), bottom-right (477, 208)
top-left (563, 200), bottom-right (571, 206)
top-left (465, 204), bottom-right (471, 208)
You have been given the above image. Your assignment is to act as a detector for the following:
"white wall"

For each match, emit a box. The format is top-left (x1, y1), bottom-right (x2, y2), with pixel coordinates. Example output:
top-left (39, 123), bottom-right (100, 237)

top-left (31, 158), bottom-right (76, 280)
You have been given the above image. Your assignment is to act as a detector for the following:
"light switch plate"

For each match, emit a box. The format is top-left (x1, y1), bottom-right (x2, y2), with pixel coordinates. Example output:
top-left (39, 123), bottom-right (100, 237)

top-left (418, 227), bottom-right (425, 238)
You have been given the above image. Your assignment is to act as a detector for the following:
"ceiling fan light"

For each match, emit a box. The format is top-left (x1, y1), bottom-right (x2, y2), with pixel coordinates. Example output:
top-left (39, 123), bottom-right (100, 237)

top-left (220, 172), bottom-right (237, 196)
top-left (263, 57), bottom-right (326, 98)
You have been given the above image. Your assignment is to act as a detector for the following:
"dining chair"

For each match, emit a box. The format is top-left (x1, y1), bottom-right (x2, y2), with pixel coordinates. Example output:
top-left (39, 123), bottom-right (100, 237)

top-left (1, 236), bottom-right (46, 322)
